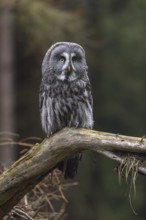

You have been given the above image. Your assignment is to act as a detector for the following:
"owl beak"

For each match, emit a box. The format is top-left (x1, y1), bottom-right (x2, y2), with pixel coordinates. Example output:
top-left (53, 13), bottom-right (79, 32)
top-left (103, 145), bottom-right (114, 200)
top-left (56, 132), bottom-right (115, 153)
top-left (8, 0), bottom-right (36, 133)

top-left (67, 65), bottom-right (71, 73)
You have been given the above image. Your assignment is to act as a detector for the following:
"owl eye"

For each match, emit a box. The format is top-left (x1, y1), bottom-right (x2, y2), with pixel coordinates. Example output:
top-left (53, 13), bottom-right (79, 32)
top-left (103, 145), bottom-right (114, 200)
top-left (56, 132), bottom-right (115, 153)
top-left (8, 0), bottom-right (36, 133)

top-left (59, 56), bottom-right (65, 62)
top-left (72, 56), bottom-right (77, 61)
top-left (72, 55), bottom-right (81, 62)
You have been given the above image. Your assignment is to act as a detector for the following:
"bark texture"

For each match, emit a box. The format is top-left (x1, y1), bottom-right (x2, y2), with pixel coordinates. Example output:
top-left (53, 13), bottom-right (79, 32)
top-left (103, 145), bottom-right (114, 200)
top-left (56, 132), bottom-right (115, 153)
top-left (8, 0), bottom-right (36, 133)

top-left (0, 128), bottom-right (146, 218)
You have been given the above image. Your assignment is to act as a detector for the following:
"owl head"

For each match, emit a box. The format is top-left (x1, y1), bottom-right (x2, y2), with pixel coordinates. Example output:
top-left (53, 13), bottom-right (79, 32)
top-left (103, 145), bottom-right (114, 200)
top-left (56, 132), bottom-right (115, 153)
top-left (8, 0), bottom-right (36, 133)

top-left (42, 42), bottom-right (88, 82)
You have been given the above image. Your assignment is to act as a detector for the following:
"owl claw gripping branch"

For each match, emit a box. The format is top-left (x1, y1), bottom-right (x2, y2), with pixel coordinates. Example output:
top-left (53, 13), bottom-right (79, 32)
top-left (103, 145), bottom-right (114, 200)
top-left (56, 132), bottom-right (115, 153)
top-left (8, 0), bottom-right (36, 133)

top-left (39, 42), bottom-right (93, 179)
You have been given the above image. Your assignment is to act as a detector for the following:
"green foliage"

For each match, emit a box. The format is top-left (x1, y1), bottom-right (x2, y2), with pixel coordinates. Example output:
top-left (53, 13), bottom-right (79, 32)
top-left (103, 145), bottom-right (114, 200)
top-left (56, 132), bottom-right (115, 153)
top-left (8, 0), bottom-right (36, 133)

top-left (90, 0), bottom-right (146, 136)
top-left (14, 0), bottom-right (85, 55)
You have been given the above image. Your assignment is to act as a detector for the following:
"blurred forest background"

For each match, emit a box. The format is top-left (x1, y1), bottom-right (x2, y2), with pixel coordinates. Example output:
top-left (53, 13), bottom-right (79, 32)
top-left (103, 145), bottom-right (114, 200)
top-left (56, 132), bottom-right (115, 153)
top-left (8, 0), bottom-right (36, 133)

top-left (1, 0), bottom-right (146, 219)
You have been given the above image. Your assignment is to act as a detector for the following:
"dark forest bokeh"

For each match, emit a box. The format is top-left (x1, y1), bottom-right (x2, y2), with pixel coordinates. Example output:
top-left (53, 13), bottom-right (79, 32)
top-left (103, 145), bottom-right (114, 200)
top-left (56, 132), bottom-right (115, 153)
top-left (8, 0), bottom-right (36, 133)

top-left (1, 0), bottom-right (146, 219)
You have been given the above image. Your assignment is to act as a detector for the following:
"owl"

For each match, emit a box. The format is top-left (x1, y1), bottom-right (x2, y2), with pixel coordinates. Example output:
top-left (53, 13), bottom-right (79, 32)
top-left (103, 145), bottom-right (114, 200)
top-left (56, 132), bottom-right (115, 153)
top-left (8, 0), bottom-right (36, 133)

top-left (39, 42), bottom-right (93, 179)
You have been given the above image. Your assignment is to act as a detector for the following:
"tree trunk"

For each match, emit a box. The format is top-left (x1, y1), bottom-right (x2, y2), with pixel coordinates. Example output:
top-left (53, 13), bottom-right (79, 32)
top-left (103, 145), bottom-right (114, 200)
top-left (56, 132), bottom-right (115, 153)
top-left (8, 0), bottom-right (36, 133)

top-left (0, 0), bottom-right (16, 167)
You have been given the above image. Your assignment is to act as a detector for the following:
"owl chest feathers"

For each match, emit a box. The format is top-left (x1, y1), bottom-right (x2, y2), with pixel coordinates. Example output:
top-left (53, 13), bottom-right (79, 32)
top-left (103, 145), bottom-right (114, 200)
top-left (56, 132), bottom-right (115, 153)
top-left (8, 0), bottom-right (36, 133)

top-left (41, 80), bottom-right (93, 136)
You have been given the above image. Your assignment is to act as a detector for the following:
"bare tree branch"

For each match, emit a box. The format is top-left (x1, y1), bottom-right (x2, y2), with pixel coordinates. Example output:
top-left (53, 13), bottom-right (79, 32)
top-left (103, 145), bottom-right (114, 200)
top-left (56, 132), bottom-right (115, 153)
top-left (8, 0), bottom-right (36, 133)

top-left (0, 128), bottom-right (146, 218)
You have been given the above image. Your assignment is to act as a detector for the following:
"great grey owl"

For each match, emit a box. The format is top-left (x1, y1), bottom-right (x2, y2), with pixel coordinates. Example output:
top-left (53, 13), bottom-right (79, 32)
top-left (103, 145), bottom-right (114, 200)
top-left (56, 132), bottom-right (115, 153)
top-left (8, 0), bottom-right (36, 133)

top-left (39, 42), bottom-right (93, 179)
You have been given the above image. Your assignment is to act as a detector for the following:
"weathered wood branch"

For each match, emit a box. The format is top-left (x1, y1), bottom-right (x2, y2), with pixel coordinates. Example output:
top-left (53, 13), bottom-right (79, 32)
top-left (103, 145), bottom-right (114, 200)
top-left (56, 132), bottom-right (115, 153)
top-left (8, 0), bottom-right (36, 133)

top-left (0, 128), bottom-right (146, 218)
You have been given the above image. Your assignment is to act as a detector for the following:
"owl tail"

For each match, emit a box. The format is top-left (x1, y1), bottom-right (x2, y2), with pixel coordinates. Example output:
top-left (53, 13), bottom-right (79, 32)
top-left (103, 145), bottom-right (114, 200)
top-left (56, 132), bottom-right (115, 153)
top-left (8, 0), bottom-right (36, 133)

top-left (58, 153), bottom-right (82, 179)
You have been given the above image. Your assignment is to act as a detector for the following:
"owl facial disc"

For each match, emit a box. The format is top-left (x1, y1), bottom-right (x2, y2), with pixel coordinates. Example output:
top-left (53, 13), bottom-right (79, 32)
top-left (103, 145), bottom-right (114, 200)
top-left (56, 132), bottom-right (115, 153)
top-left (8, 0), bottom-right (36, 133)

top-left (42, 42), bottom-right (88, 82)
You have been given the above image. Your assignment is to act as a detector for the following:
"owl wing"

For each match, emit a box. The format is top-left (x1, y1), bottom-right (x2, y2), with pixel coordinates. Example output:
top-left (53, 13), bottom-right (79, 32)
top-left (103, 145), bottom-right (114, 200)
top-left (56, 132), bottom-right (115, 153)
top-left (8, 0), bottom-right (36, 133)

top-left (86, 80), bottom-right (93, 108)
top-left (39, 83), bottom-right (46, 112)
top-left (39, 83), bottom-right (55, 136)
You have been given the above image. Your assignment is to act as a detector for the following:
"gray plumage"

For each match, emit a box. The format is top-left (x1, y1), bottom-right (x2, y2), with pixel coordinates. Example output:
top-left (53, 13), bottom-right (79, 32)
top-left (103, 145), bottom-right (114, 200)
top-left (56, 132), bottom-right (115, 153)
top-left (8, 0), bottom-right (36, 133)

top-left (39, 42), bottom-right (93, 178)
